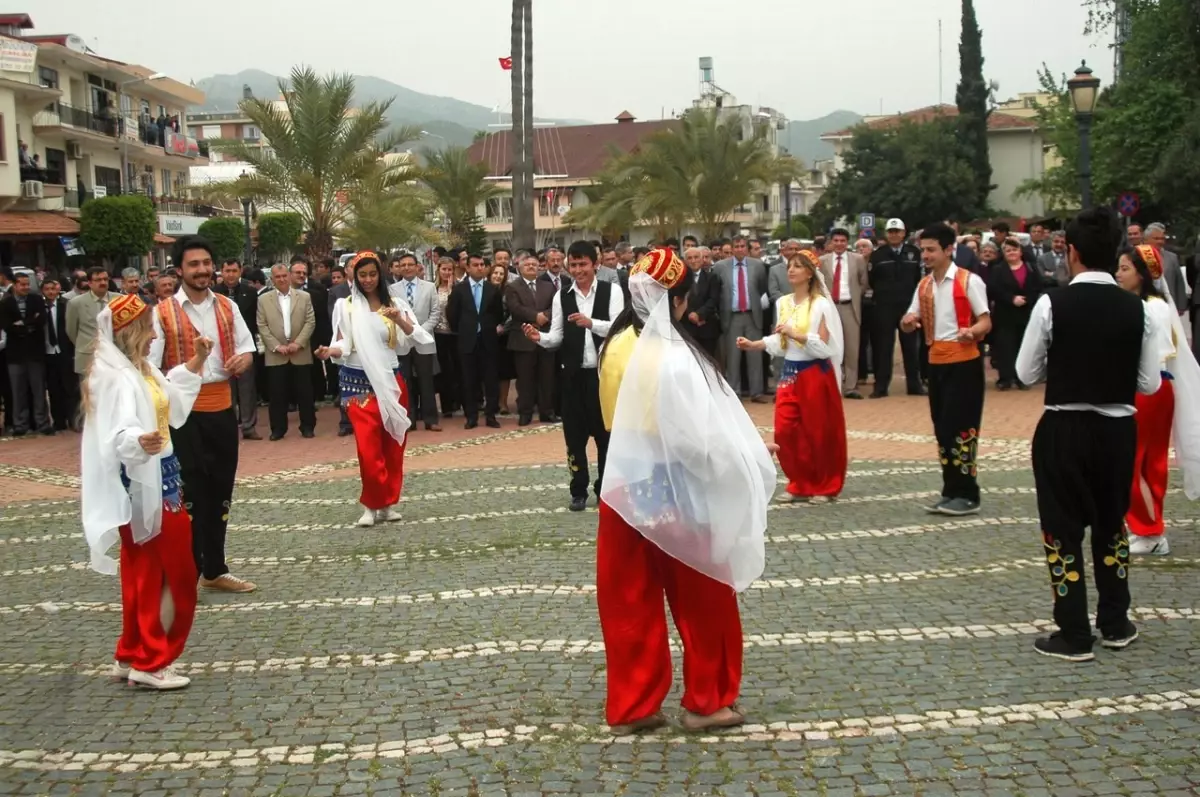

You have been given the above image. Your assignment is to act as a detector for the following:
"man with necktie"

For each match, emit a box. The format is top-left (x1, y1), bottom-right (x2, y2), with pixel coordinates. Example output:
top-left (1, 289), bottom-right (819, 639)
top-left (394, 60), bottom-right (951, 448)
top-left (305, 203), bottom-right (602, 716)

top-left (40, 279), bottom-right (76, 431)
top-left (1037, 231), bottom-right (1070, 288)
top-left (506, 253), bottom-right (558, 425)
top-left (447, 254), bottom-right (504, 429)
top-left (715, 235), bottom-right (768, 402)
top-left (388, 253), bottom-right (442, 431)
top-left (820, 228), bottom-right (869, 399)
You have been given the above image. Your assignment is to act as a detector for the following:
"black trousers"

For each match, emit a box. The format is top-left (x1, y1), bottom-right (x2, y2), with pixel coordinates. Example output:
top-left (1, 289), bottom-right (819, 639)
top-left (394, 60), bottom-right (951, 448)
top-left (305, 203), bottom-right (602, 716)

top-left (871, 301), bottom-right (921, 394)
top-left (858, 302), bottom-right (873, 381)
top-left (268, 363), bottom-right (316, 436)
top-left (513, 347), bottom-right (555, 419)
top-left (45, 352), bottom-right (77, 430)
top-left (927, 356), bottom-right (984, 502)
top-left (694, 335), bottom-right (720, 359)
top-left (0, 351), bottom-right (10, 431)
top-left (309, 359), bottom-right (328, 402)
top-left (561, 367), bottom-right (609, 499)
top-left (174, 408), bottom-right (238, 580)
top-left (460, 337), bottom-right (499, 422)
top-left (253, 352), bottom-right (268, 404)
top-left (405, 350), bottom-right (438, 427)
top-left (990, 316), bottom-right (1028, 386)
top-left (1032, 410), bottom-right (1136, 647)
top-left (435, 332), bottom-right (460, 415)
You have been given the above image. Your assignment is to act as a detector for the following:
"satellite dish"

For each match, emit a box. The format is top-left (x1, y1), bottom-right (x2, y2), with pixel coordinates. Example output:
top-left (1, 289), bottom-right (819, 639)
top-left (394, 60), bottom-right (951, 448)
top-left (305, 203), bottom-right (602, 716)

top-left (64, 34), bottom-right (88, 53)
top-left (557, 205), bottom-right (570, 216)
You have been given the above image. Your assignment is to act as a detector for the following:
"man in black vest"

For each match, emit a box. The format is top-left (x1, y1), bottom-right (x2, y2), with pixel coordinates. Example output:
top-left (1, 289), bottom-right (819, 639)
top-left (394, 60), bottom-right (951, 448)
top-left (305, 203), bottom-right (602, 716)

top-left (523, 240), bottom-right (625, 511)
top-left (1016, 207), bottom-right (1163, 662)
top-left (448, 253), bottom-right (504, 429)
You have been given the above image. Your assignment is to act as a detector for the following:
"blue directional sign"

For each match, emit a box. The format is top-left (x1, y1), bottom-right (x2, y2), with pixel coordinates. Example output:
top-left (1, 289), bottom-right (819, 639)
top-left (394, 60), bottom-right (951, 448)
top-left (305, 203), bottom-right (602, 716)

top-left (858, 213), bottom-right (876, 231)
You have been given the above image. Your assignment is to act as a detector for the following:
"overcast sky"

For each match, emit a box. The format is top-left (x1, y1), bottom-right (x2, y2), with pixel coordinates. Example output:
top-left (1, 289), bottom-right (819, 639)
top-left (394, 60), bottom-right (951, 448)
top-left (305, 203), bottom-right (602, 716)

top-left (30, 0), bottom-right (1111, 122)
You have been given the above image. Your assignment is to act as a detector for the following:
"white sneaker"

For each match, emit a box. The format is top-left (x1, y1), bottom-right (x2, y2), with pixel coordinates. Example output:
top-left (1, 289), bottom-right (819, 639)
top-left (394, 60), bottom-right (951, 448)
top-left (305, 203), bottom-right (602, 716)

top-left (1129, 534), bottom-right (1170, 555)
top-left (357, 506), bottom-right (376, 527)
top-left (128, 666), bottom-right (190, 690)
top-left (110, 661), bottom-right (130, 679)
top-left (376, 506), bottom-right (402, 523)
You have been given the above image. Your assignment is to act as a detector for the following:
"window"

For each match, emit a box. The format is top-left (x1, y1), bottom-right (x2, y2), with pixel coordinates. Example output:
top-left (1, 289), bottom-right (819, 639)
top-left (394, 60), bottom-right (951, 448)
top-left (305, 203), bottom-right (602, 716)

top-left (201, 124), bottom-right (221, 140)
top-left (0, 113), bottom-right (5, 162)
top-left (43, 147), bottom-right (66, 184)
top-left (94, 165), bottom-right (121, 195)
top-left (37, 66), bottom-right (58, 90)
top-left (162, 169), bottom-right (172, 196)
top-left (485, 197), bottom-right (513, 220)
top-left (242, 124), bottom-right (260, 140)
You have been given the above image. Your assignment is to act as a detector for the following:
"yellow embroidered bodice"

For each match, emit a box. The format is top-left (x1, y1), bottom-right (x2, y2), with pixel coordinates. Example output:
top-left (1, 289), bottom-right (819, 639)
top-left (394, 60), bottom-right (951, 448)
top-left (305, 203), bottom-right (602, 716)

top-left (777, 294), bottom-right (814, 350)
top-left (143, 374), bottom-right (170, 442)
top-left (600, 326), bottom-right (639, 431)
top-left (347, 298), bottom-right (399, 349)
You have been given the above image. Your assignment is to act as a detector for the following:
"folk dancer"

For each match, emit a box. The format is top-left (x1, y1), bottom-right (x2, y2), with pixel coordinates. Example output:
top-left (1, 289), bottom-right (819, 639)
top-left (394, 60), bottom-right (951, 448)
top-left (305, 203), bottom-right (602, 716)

top-left (150, 236), bottom-right (258, 593)
top-left (900, 223), bottom-right (991, 516)
top-left (82, 295), bottom-right (209, 689)
top-left (738, 250), bottom-right (846, 501)
top-left (318, 252), bottom-right (432, 527)
top-left (597, 248), bottom-right (777, 733)
top-left (1016, 209), bottom-right (1166, 661)
top-left (1115, 244), bottom-right (1200, 556)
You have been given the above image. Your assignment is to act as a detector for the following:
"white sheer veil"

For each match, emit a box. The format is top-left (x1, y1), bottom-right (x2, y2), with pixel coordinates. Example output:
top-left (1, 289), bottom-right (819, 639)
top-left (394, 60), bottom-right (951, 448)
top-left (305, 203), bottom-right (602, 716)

top-left (599, 271), bottom-right (776, 591)
top-left (1152, 273), bottom-right (1200, 499)
top-left (347, 273), bottom-right (411, 443)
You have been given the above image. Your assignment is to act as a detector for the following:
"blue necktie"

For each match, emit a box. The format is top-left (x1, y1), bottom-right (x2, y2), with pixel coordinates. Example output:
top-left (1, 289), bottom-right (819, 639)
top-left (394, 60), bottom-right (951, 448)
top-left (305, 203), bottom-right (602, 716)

top-left (472, 281), bottom-right (482, 333)
top-left (406, 280), bottom-right (414, 305)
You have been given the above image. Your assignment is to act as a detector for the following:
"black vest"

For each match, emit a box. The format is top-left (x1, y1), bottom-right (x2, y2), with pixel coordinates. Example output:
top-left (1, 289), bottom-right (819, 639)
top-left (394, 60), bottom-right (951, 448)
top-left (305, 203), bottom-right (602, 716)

top-left (1044, 282), bottom-right (1145, 407)
top-left (560, 279), bottom-right (612, 371)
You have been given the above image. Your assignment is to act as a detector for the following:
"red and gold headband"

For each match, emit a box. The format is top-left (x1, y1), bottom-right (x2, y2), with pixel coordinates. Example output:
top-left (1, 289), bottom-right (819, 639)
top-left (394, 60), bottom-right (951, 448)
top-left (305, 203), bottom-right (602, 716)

top-left (1136, 244), bottom-right (1162, 280)
top-left (109, 294), bottom-right (148, 333)
top-left (791, 249), bottom-right (821, 271)
top-left (348, 250), bottom-right (380, 272)
top-left (632, 247), bottom-right (687, 290)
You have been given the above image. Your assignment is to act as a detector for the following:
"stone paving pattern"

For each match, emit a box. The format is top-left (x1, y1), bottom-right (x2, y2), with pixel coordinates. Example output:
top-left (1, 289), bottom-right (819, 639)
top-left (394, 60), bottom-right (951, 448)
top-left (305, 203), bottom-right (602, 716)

top-left (1, 383), bottom-right (1199, 796)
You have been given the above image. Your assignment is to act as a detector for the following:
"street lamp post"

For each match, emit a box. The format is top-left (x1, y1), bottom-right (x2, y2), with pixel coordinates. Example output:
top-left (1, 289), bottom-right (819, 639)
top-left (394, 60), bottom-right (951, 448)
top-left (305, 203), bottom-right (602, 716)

top-left (1067, 61), bottom-right (1101, 210)
top-left (238, 172), bottom-right (253, 267)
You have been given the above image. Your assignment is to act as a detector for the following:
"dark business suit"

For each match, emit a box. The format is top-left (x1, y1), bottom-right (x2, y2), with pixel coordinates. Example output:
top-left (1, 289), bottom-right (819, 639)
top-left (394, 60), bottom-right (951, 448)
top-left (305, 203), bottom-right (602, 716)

top-left (44, 296), bottom-right (77, 430)
top-left (300, 280), bottom-right (332, 400)
top-left (328, 281), bottom-right (353, 434)
top-left (684, 267), bottom-right (722, 357)
top-left (447, 277), bottom-right (504, 423)
top-left (0, 292), bottom-right (50, 434)
top-left (538, 270), bottom-right (571, 413)
top-left (987, 263), bottom-right (1043, 387)
top-left (214, 279), bottom-right (262, 436)
top-left (506, 276), bottom-right (557, 422)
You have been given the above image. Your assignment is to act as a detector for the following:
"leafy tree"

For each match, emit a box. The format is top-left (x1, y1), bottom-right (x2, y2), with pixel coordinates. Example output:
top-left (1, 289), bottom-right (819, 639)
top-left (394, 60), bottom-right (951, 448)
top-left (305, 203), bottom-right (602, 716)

top-left (255, 212), bottom-right (304, 263)
top-left (204, 66), bottom-right (418, 260)
top-left (338, 178), bottom-right (432, 253)
top-left (198, 217), bottom-right (246, 262)
top-left (421, 145), bottom-right (499, 245)
top-left (1014, 67), bottom-right (1082, 212)
top-left (78, 195), bottom-right (156, 265)
top-left (955, 0), bottom-right (992, 215)
top-left (771, 217), bottom-right (813, 240)
top-left (562, 152), bottom-right (642, 242)
top-left (812, 119), bottom-right (979, 231)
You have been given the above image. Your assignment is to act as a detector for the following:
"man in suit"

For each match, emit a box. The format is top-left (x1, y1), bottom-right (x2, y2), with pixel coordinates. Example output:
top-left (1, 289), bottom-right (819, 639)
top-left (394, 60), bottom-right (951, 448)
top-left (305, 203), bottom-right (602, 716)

top-left (597, 247), bottom-right (620, 285)
top-left (40, 279), bottom-right (76, 431)
top-left (1036, 230), bottom-right (1070, 287)
top-left (1145, 222), bottom-right (1189, 313)
top-left (0, 272), bottom-right (51, 436)
top-left (289, 256), bottom-right (333, 403)
top-left (258, 264), bottom-right (317, 440)
top-left (766, 239), bottom-right (799, 377)
top-left (506, 253), bottom-right (557, 425)
top-left (948, 221), bottom-right (983, 276)
top-left (869, 218), bottom-right (925, 398)
top-left (539, 247), bottom-right (571, 293)
top-left (448, 253), bottom-right (504, 429)
top-left (682, 246), bottom-right (722, 357)
top-left (214, 258), bottom-right (263, 440)
top-left (65, 265), bottom-right (118, 380)
top-left (389, 252), bottom-right (442, 431)
top-left (820, 228), bottom-right (869, 398)
top-left (715, 234), bottom-right (769, 402)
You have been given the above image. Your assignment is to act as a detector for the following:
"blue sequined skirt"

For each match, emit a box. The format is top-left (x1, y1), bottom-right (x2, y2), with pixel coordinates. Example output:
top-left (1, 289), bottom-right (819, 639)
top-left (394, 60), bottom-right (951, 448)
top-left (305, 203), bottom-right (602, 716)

top-left (339, 366), bottom-right (402, 407)
top-left (119, 453), bottom-right (183, 512)
top-left (777, 358), bottom-right (831, 389)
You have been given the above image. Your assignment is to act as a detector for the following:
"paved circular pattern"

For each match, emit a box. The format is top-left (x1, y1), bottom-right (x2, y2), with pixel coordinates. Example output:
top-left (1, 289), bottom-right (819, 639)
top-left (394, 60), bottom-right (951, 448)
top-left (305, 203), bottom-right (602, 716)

top-left (2, 439), bottom-right (1200, 795)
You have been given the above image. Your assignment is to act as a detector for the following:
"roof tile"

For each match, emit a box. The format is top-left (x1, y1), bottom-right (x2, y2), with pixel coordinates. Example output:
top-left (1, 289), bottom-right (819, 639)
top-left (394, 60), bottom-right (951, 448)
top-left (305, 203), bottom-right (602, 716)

top-left (0, 212), bottom-right (80, 236)
top-left (467, 119), bottom-right (680, 179)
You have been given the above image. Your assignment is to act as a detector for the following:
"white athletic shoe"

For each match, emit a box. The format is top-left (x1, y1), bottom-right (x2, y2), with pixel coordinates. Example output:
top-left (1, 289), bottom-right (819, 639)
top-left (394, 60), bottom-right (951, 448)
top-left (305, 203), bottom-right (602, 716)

top-left (128, 666), bottom-right (190, 690)
top-left (375, 506), bottom-right (403, 523)
top-left (357, 506), bottom-right (377, 527)
top-left (1129, 534), bottom-right (1170, 555)
top-left (110, 661), bottom-right (131, 679)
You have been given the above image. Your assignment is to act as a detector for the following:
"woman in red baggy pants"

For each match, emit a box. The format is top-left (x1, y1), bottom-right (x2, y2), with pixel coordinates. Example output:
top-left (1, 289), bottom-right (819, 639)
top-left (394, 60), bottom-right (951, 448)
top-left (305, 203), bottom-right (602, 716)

top-left (597, 248), bottom-right (777, 734)
top-left (81, 294), bottom-right (208, 690)
top-left (319, 252), bottom-right (431, 527)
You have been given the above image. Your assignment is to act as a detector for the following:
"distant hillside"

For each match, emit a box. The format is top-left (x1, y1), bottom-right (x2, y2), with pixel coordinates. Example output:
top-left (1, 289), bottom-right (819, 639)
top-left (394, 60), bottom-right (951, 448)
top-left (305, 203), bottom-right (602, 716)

top-left (782, 110), bottom-right (863, 164)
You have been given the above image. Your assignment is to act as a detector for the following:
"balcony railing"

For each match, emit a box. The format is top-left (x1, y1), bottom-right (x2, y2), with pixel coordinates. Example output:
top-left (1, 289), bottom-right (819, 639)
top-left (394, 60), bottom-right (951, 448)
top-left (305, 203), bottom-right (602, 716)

top-left (33, 102), bottom-right (121, 137)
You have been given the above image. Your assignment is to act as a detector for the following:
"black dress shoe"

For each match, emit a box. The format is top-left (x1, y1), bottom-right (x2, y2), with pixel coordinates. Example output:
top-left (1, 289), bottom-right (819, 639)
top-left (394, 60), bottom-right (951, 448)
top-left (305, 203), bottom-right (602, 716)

top-left (843, 390), bottom-right (864, 400)
top-left (337, 427), bottom-right (354, 437)
top-left (518, 414), bottom-right (532, 426)
top-left (301, 430), bottom-right (315, 439)
top-left (539, 415), bottom-right (559, 423)
top-left (464, 419), bottom-right (478, 430)
top-left (869, 391), bottom-right (888, 399)
top-left (907, 386), bottom-right (928, 396)
top-left (270, 433), bottom-right (285, 441)
top-left (485, 417), bottom-right (501, 429)
top-left (242, 429), bottom-right (263, 441)
top-left (569, 496), bottom-right (588, 512)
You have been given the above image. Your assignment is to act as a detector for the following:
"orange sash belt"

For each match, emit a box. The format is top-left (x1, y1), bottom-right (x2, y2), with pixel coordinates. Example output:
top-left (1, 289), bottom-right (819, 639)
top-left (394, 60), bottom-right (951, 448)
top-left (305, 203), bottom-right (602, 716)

top-left (193, 381), bottom-right (232, 412)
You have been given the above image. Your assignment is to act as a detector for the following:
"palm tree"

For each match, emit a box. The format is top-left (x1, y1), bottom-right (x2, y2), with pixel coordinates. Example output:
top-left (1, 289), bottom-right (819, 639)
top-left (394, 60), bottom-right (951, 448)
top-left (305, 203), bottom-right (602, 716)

top-left (338, 178), bottom-right (433, 253)
top-left (421, 145), bottom-right (500, 244)
top-left (205, 66), bottom-right (418, 259)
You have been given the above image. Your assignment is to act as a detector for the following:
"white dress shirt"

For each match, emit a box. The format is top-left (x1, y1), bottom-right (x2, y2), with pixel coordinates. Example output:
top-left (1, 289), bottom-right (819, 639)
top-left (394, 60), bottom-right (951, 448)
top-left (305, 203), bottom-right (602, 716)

top-left (276, 289), bottom-right (293, 340)
top-left (45, 300), bottom-right (60, 355)
top-left (536, 279), bottom-right (625, 368)
top-left (149, 288), bottom-right (256, 383)
top-left (833, 252), bottom-right (852, 303)
top-left (905, 264), bottom-right (990, 341)
top-left (1015, 271), bottom-right (1163, 417)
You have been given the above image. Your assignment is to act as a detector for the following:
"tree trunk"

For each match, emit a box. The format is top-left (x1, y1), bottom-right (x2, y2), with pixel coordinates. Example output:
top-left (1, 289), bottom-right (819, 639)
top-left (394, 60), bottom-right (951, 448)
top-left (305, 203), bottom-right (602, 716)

top-left (514, 0), bottom-right (536, 251)
top-left (510, 0), bottom-right (525, 253)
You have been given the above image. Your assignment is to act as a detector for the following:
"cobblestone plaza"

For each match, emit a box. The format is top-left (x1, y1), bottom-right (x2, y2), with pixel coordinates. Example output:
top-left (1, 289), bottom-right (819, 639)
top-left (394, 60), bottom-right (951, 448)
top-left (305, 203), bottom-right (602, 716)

top-left (1, 392), bottom-right (1198, 796)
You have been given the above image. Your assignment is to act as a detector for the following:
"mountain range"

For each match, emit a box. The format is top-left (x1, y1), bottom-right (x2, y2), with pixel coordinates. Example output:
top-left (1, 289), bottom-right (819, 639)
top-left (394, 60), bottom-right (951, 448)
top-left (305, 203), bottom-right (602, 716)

top-left (194, 69), bottom-right (861, 165)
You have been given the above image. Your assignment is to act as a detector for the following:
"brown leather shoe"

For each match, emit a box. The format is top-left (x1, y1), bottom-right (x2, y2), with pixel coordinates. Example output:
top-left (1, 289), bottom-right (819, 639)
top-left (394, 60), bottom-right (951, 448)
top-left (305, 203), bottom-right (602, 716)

top-left (425, 424), bottom-right (443, 432)
top-left (199, 574), bottom-right (257, 593)
top-left (681, 705), bottom-right (745, 733)
top-left (749, 395), bottom-right (770, 404)
top-left (610, 712), bottom-right (667, 736)
top-left (242, 429), bottom-right (262, 440)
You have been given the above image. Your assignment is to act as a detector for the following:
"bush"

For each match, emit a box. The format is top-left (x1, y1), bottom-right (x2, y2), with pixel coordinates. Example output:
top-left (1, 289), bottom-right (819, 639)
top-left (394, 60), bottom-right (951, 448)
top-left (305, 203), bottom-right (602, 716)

top-left (78, 195), bottom-right (156, 263)
top-left (197, 217), bottom-right (246, 262)
top-left (256, 212), bottom-right (304, 262)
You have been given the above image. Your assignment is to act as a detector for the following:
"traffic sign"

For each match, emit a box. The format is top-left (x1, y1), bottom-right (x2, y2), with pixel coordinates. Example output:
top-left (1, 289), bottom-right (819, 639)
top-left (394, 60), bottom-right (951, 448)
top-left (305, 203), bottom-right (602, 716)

top-left (858, 213), bottom-right (875, 230)
top-left (1117, 191), bottom-right (1140, 217)
top-left (860, 227), bottom-right (875, 240)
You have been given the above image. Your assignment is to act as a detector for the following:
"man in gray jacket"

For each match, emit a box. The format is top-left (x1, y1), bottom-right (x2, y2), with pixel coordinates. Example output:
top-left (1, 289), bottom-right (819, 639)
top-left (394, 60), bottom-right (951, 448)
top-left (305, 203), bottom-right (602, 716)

top-left (1145, 223), bottom-right (1189, 312)
top-left (715, 235), bottom-right (769, 402)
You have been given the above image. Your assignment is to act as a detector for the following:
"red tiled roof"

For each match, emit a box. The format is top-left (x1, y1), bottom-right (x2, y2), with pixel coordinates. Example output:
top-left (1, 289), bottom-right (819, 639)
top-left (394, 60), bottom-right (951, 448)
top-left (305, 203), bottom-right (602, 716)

top-left (0, 13), bottom-right (33, 28)
top-left (0, 212), bottom-right (79, 236)
top-left (468, 118), bottom-right (679, 179)
top-left (823, 104), bottom-right (1038, 138)
top-left (154, 233), bottom-right (175, 246)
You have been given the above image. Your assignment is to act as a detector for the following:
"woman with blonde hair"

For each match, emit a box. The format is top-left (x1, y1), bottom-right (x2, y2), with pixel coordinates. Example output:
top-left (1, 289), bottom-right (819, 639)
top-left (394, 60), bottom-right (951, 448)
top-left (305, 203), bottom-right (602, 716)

top-left (739, 249), bottom-right (847, 501)
top-left (433, 257), bottom-right (461, 417)
top-left (82, 294), bottom-right (210, 690)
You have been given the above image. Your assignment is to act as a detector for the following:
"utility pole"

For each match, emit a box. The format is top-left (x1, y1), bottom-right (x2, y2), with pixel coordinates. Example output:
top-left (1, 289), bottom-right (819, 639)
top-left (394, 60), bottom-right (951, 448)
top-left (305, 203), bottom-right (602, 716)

top-left (509, 0), bottom-right (525, 251)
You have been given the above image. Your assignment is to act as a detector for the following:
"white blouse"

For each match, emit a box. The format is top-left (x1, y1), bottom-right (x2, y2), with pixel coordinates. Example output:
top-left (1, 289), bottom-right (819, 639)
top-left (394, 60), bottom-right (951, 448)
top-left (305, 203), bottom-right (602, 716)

top-left (1145, 296), bottom-right (1177, 372)
top-left (330, 296), bottom-right (430, 370)
top-left (762, 294), bottom-right (842, 362)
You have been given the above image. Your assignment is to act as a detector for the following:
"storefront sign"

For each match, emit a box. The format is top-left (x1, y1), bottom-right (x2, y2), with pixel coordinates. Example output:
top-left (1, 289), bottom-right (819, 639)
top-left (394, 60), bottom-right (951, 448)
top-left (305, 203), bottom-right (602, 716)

top-left (158, 214), bottom-right (205, 236)
top-left (0, 36), bottom-right (36, 73)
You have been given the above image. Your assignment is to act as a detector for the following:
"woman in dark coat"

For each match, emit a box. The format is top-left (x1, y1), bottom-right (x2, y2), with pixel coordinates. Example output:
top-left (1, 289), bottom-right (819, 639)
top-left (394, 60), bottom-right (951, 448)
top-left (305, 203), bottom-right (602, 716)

top-left (987, 237), bottom-right (1043, 390)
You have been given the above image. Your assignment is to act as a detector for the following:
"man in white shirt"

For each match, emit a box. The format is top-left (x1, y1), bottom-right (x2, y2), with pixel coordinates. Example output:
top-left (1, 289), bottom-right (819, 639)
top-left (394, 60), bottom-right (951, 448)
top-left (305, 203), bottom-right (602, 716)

top-left (1015, 207), bottom-right (1161, 662)
top-left (900, 223), bottom-right (991, 517)
top-left (150, 235), bottom-right (258, 595)
top-left (388, 252), bottom-right (442, 431)
top-left (819, 229), bottom-right (869, 398)
top-left (257, 264), bottom-right (317, 441)
top-left (524, 241), bottom-right (624, 512)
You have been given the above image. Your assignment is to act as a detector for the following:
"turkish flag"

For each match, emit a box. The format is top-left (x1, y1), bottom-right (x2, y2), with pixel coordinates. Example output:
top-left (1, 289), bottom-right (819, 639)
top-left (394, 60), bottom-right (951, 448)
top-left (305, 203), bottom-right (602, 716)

top-left (499, 56), bottom-right (513, 70)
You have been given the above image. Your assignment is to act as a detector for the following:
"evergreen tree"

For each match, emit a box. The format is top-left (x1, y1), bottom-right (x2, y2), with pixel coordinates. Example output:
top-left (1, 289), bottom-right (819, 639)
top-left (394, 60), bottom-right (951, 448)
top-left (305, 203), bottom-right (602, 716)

top-left (955, 0), bottom-right (992, 215)
top-left (464, 215), bottom-right (490, 257)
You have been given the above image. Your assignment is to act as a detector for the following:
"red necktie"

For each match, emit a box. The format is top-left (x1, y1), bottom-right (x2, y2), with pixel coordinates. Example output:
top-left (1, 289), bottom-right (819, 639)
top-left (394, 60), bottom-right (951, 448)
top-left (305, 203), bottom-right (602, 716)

top-left (737, 263), bottom-right (748, 312)
top-left (833, 255), bottom-right (843, 303)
